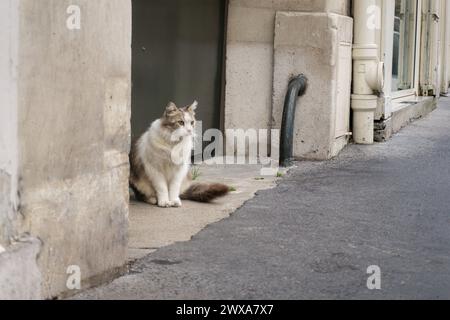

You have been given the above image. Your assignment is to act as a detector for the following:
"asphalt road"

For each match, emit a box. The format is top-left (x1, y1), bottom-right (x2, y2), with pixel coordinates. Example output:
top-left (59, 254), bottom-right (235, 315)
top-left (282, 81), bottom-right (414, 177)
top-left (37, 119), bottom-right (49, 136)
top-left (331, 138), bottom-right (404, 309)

top-left (76, 97), bottom-right (450, 300)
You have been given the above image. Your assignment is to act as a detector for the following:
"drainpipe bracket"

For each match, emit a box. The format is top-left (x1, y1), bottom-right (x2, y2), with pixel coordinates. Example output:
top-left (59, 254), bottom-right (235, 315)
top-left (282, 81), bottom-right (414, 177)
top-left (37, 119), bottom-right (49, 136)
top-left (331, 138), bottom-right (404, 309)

top-left (352, 44), bottom-right (379, 59)
top-left (351, 94), bottom-right (378, 111)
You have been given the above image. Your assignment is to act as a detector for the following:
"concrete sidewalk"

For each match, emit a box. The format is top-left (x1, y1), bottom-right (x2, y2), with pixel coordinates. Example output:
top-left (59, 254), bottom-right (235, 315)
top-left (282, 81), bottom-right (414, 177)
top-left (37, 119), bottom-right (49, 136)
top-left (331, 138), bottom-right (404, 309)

top-left (128, 163), bottom-right (283, 261)
top-left (75, 97), bottom-right (450, 300)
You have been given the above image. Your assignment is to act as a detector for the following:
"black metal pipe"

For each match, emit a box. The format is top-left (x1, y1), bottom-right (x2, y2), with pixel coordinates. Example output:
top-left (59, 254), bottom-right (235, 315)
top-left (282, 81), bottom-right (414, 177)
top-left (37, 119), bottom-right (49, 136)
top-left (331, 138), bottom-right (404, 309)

top-left (279, 74), bottom-right (308, 167)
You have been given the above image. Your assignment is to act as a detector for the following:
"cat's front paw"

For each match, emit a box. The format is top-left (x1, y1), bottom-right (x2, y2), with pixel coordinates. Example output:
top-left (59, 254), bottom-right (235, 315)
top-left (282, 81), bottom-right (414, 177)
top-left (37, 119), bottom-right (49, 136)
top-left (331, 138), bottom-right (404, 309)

top-left (157, 199), bottom-right (172, 208)
top-left (170, 198), bottom-right (182, 207)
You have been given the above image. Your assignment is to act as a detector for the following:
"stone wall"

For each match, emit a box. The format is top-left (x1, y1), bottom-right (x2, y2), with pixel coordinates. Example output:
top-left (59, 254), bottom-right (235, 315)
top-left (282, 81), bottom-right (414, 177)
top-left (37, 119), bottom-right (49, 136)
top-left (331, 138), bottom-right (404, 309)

top-left (0, 0), bottom-right (132, 299)
top-left (0, 0), bottom-right (19, 248)
top-left (224, 0), bottom-right (350, 131)
top-left (272, 12), bottom-right (353, 159)
top-left (224, 0), bottom-right (351, 159)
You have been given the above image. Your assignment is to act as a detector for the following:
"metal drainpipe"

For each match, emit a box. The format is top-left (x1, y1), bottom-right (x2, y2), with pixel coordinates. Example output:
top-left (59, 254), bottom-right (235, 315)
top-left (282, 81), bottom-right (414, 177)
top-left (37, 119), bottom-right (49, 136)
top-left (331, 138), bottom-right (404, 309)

top-left (352, 0), bottom-right (384, 144)
top-left (279, 74), bottom-right (308, 167)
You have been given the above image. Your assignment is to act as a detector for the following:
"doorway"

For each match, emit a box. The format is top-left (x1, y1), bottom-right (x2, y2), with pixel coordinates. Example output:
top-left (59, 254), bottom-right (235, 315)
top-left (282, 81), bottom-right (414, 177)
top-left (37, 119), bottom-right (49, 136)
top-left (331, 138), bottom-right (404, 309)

top-left (128, 0), bottom-right (228, 262)
top-left (131, 0), bottom-right (227, 139)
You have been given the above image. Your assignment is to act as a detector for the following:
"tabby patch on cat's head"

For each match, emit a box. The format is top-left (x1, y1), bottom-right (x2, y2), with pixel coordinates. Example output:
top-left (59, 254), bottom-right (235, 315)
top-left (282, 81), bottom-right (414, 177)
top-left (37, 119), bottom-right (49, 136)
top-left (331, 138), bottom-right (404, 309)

top-left (162, 101), bottom-right (198, 140)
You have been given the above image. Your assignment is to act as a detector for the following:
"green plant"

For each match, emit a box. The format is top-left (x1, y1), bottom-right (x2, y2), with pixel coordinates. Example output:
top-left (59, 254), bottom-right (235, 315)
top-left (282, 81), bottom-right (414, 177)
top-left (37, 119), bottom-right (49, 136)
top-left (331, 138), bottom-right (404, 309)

top-left (191, 167), bottom-right (201, 181)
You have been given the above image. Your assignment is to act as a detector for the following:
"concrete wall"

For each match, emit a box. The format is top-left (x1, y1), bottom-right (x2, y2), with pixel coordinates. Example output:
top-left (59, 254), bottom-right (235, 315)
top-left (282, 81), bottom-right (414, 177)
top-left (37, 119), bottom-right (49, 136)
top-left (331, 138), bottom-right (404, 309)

top-left (448, 0), bottom-right (450, 89)
top-left (0, 0), bottom-right (132, 299)
top-left (0, 238), bottom-right (42, 300)
top-left (224, 0), bottom-right (351, 158)
top-left (0, 0), bottom-right (43, 300)
top-left (444, 0), bottom-right (450, 93)
top-left (272, 12), bottom-right (353, 159)
top-left (0, 0), bottom-right (19, 248)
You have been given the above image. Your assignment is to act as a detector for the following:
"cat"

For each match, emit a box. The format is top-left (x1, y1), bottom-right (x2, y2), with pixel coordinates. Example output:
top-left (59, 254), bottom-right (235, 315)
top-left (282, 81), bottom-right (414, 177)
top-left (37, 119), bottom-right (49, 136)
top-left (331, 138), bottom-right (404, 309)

top-left (130, 101), bottom-right (229, 208)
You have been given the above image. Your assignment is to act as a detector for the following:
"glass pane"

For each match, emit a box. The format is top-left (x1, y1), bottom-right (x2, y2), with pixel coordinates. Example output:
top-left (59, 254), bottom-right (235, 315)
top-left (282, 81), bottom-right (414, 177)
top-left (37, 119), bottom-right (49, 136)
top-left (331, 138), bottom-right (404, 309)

top-left (392, 0), bottom-right (417, 92)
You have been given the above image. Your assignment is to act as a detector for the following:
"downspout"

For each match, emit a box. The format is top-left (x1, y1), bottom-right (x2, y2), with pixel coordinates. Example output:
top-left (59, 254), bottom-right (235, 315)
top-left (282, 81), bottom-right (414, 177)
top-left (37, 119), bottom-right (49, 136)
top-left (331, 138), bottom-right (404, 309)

top-left (279, 74), bottom-right (308, 167)
top-left (351, 0), bottom-right (384, 144)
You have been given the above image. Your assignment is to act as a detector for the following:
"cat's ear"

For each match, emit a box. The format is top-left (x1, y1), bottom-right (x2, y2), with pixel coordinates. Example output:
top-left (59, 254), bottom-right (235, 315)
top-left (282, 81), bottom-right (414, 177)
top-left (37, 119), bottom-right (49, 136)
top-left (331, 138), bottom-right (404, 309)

top-left (186, 100), bottom-right (198, 113)
top-left (164, 102), bottom-right (178, 116)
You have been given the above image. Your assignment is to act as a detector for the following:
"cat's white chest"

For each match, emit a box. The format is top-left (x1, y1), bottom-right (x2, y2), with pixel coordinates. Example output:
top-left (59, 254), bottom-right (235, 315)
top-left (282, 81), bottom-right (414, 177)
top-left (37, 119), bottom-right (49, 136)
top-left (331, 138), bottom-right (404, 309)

top-left (171, 137), bottom-right (193, 166)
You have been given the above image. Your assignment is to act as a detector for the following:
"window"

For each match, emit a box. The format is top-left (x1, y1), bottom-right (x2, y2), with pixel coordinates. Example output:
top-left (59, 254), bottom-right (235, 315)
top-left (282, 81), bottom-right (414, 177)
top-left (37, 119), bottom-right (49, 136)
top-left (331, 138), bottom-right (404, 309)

top-left (391, 0), bottom-right (418, 93)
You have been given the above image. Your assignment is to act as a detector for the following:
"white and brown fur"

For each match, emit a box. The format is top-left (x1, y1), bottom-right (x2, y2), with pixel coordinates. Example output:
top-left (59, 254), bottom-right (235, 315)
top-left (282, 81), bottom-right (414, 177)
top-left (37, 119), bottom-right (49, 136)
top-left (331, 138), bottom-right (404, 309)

top-left (130, 101), bottom-right (229, 208)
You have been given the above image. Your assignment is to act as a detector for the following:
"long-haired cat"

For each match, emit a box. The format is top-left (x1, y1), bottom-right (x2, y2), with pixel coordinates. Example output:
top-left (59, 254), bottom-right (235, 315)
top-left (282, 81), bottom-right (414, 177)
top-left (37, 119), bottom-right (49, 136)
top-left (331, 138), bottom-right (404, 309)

top-left (130, 101), bottom-right (229, 208)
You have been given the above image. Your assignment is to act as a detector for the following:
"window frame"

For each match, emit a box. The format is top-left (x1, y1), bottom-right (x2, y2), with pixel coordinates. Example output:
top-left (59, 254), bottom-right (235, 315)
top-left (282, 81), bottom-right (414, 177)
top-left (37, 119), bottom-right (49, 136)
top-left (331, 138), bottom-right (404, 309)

top-left (388, 0), bottom-right (422, 100)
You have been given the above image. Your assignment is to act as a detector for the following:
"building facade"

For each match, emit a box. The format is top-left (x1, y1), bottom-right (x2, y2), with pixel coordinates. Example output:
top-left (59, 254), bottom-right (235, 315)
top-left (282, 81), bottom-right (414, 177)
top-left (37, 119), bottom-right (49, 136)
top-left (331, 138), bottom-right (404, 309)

top-left (0, 0), bottom-right (449, 299)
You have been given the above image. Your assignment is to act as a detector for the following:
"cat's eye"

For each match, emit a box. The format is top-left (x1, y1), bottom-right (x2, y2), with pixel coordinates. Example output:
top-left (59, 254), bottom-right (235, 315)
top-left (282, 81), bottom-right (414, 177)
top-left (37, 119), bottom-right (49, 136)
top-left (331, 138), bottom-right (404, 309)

top-left (178, 121), bottom-right (185, 126)
top-left (191, 121), bottom-right (195, 126)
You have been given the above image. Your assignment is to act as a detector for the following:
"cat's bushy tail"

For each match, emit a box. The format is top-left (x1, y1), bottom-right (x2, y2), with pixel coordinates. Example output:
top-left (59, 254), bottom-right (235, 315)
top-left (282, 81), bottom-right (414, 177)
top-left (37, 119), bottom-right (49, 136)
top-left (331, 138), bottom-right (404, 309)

top-left (181, 183), bottom-right (229, 203)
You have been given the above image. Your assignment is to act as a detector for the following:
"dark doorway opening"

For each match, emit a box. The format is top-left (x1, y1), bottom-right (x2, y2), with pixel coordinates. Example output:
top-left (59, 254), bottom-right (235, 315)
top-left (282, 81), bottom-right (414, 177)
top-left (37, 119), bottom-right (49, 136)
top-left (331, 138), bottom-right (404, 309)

top-left (131, 0), bottom-right (227, 140)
